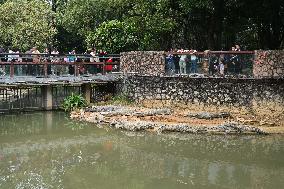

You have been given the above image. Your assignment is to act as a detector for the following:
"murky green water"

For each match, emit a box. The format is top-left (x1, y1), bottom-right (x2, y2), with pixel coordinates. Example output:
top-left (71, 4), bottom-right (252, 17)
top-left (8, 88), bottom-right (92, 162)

top-left (0, 112), bottom-right (283, 189)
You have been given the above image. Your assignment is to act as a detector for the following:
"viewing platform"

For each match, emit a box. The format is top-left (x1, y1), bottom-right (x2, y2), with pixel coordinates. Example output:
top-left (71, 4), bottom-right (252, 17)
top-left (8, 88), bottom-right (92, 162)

top-left (0, 74), bottom-right (122, 87)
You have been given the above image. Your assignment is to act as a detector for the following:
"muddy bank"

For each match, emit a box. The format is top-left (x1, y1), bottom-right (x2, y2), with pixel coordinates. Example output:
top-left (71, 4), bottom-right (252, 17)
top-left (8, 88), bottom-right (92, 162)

top-left (70, 105), bottom-right (284, 135)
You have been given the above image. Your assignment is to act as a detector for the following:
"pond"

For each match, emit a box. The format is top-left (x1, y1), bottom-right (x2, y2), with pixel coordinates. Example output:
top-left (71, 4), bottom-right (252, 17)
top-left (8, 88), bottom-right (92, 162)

top-left (0, 112), bottom-right (283, 189)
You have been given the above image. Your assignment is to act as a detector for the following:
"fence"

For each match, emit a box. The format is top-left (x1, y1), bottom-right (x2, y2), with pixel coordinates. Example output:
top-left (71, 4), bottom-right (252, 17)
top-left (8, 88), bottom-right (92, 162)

top-left (165, 51), bottom-right (255, 77)
top-left (0, 53), bottom-right (120, 77)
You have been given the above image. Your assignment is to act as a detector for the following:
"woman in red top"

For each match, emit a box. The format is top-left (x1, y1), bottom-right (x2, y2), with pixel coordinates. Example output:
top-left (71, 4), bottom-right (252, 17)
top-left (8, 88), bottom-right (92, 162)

top-left (105, 57), bottom-right (113, 72)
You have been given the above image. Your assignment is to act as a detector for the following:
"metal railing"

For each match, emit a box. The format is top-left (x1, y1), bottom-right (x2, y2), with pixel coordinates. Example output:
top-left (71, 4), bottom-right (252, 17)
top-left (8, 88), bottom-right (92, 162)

top-left (166, 51), bottom-right (255, 78)
top-left (0, 53), bottom-right (120, 77)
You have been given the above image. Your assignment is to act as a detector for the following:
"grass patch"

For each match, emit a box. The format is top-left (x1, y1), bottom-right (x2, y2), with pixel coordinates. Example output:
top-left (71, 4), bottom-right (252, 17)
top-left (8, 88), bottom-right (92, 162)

top-left (94, 94), bottom-right (134, 106)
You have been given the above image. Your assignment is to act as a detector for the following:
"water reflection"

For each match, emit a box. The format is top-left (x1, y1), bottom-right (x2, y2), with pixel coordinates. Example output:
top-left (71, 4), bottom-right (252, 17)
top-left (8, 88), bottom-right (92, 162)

top-left (0, 112), bottom-right (283, 189)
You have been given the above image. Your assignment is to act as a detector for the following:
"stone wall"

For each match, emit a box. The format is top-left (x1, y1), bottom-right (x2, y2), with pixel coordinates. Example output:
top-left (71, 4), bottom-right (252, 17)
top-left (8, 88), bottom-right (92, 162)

top-left (120, 51), bottom-right (165, 76)
top-left (123, 76), bottom-right (284, 108)
top-left (120, 50), bottom-right (284, 78)
top-left (253, 50), bottom-right (284, 78)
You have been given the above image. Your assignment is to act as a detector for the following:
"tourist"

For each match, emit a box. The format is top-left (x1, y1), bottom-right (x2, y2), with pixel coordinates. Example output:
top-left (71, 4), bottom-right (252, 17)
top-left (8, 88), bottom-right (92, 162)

top-left (13, 50), bottom-right (23, 76)
top-left (51, 49), bottom-right (60, 62)
top-left (44, 48), bottom-right (52, 75)
top-left (166, 50), bottom-right (175, 75)
top-left (173, 49), bottom-right (180, 74)
top-left (15, 50), bottom-right (21, 62)
top-left (223, 53), bottom-right (230, 75)
top-left (0, 47), bottom-right (5, 62)
top-left (98, 50), bottom-right (107, 73)
top-left (31, 47), bottom-right (41, 75)
top-left (68, 49), bottom-right (76, 75)
top-left (190, 50), bottom-right (198, 73)
top-left (99, 49), bottom-right (107, 62)
top-left (8, 49), bottom-right (14, 62)
top-left (87, 48), bottom-right (97, 74)
top-left (90, 49), bottom-right (95, 62)
top-left (25, 48), bottom-right (33, 75)
top-left (51, 49), bottom-right (60, 75)
top-left (31, 47), bottom-right (40, 63)
top-left (43, 48), bottom-right (50, 62)
top-left (178, 49), bottom-right (187, 74)
top-left (0, 47), bottom-right (5, 75)
top-left (235, 44), bottom-right (241, 51)
top-left (235, 44), bottom-right (242, 74)
top-left (230, 46), bottom-right (241, 75)
top-left (219, 60), bottom-right (225, 76)
top-left (228, 46), bottom-right (237, 74)
top-left (68, 49), bottom-right (76, 62)
top-left (209, 54), bottom-right (218, 75)
top-left (202, 50), bottom-right (210, 74)
top-left (105, 57), bottom-right (113, 73)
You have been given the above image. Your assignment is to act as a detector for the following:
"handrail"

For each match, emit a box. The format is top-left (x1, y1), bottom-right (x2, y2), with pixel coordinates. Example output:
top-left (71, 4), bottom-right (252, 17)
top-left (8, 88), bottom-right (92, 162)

top-left (171, 51), bottom-right (254, 55)
top-left (0, 55), bottom-right (120, 77)
top-left (0, 53), bottom-right (120, 59)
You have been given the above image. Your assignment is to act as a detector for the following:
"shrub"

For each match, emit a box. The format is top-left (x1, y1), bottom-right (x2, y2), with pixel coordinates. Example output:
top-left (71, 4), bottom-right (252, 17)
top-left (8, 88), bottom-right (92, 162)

top-left (62, 93), bottom-right (87, 112)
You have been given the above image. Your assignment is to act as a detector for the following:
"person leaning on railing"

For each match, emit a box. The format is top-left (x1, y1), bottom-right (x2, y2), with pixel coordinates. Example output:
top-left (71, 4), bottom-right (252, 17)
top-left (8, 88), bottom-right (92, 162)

top-left (178, 49), bottom-right (187, 74)
top-left (166, 50), bottom-right (175, 75)
top-left (0, 47), bottom-right (5, 76)
top-left (31, 47), bottom-right (41, 76)
top-left (209, 54), bottom-right (218, 75)
top-left (190, 50), bottom-right (198, 73)
top-left (105, 57), bottom-right (113, 73)
top-left (68, 50), bottom-right (76, 75)
top-left (172, 49), bottom-right (180, 74)
top-left (89, 48), bottom-right (99, 74)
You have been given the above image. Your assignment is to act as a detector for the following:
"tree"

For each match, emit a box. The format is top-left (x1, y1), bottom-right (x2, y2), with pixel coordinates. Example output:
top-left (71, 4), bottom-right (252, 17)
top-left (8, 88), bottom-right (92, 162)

top-left (87, 20), bottom-right (138, 53)
top-left (57, 0), bottom-right (113, 51)
top-left (0, 0), bottom-right (56, 51)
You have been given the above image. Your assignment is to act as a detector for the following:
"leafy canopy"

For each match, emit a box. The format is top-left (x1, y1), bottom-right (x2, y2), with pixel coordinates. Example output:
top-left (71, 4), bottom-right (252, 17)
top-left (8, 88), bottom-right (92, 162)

top-left (0, 0), bottom-right (56, 51)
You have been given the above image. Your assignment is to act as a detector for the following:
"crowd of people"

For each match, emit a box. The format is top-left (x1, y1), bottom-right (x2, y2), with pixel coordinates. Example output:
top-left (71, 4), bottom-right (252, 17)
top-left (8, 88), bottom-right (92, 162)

top-left (0, 47), bottom-right (117, 76)
top-left (0, 45), bottom-right (249, 77)
top-left (166, 44), bottom-right (246, 76)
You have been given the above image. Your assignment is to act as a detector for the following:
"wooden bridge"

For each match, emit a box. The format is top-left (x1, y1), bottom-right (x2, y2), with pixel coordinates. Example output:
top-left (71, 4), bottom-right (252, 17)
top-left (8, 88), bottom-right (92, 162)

top-left (0, 53), bottom-right (122, 112)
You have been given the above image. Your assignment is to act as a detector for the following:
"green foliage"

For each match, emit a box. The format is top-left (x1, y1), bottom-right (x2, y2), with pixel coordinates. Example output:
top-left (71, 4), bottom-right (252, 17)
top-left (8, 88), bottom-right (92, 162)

top-left (57, 0), bottom-right (112, 50)
top-left (62, 93), bottom-right (87, 112)
top-left (0, 0), bottom-right (57, 51)
top-left (87, 20), bottom-right (138, 53)
top-left (1, 0), bottom-right (284, 52)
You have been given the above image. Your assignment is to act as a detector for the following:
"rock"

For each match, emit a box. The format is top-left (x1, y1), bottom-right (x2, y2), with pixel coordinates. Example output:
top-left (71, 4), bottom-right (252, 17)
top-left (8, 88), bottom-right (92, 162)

top-left (187, 112), bottom-right (231, 119)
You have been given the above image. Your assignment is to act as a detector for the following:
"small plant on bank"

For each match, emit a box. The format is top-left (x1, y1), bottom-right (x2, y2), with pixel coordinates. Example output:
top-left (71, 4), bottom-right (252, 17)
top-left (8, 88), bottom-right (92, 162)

top-left (110, 94), bottom-right (134, 105)
top-left (62, 93), bottom-right (87, 112)
top-left (94, 94), bottom-right (134, 106)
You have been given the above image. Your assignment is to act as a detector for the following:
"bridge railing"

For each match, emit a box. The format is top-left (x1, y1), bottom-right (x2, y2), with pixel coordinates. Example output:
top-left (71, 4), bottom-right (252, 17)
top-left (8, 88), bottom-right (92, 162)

top-left (166, 51), bottom-right (255, 78)
top-left (0, 53), bottom-right (120, 77)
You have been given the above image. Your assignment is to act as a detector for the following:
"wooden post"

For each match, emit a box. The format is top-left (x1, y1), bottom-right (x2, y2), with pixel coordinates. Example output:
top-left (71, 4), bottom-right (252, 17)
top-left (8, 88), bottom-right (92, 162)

top-left (102, 62), bottom-right (105, 75)
top-left (42, 85), bottom-right (53, 110)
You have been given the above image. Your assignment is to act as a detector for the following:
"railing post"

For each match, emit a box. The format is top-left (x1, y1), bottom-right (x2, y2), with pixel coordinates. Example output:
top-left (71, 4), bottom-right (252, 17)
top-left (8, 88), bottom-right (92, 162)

top-left (10, 62), bottom-right (14, 77)
top-left (44, 61), bottom-right (48, 77)
top-left (102, 62), bottom-right (106, 75)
